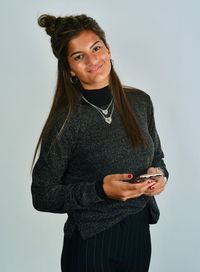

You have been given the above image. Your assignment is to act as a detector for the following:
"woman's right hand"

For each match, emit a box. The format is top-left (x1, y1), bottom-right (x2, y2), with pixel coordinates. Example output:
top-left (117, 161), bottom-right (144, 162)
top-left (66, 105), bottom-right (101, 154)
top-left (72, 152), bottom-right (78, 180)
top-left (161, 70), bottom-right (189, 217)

top-left (103, 173), bottom-right (156, 201)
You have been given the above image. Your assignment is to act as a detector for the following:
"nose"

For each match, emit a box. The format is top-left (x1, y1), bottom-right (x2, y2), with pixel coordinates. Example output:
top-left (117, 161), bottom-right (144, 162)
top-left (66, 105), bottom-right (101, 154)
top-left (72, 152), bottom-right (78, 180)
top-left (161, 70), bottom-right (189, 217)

top-left (85, 53), bottom-right (98, 65)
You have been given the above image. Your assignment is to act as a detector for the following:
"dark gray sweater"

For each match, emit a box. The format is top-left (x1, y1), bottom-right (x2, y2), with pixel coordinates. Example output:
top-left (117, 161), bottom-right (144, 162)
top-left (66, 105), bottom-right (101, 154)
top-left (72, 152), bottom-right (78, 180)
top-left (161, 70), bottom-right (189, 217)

top-left (31, 86), bottom-right (168, 239)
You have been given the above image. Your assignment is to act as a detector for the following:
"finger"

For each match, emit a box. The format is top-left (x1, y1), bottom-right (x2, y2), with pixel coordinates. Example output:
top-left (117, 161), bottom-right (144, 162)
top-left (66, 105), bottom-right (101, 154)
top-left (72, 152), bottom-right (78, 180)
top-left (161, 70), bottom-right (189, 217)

top-left (157, 176), bottom-right (167, 185)
top-left (138, 180), bottom-right (157, 193)
top-left (121, 177), bottom-right (156, 190)
top-left (121, 185), bottom-right (146, 199)
top-left (155, 187), bottom-right (166, 195)
top-left (151, 178), bottom-right (166, 188)
top-left (114, 173), bottom-right (134, 182)
top-left (122, 180), bottom-right (157, 200)
top-left (149, 187), bottom-right (165, 195)
top-left (126, 180), bottom-right (157, 194)
top-left (146, 182), bottom-right (166, 194)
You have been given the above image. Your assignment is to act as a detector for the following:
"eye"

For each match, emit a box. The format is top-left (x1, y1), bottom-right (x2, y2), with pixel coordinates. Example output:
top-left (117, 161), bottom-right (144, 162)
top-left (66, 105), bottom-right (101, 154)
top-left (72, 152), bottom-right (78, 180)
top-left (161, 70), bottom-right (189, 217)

top-left (93, 45), bottom-right (101, 52)
top-left (73, 54), bottom-right (84, 61)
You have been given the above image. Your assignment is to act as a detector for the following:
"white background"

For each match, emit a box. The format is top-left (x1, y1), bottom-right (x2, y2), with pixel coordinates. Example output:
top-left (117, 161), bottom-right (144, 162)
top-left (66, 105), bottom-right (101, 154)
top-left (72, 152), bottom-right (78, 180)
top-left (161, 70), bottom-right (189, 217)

top-left (1, 0), bottom-right (200, 271)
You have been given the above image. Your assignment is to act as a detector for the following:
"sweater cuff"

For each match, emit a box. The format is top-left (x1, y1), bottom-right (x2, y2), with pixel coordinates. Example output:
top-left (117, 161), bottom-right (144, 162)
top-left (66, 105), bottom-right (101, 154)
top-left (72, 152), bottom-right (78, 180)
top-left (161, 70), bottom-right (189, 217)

top-left (95, 179), bottom-right (109, 200)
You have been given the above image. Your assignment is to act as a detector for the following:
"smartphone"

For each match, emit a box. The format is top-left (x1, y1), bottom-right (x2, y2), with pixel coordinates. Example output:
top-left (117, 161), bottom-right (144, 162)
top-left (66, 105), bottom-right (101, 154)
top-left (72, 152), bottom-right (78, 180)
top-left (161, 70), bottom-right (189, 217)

top-left (129, 173), bottom-right (163, 183)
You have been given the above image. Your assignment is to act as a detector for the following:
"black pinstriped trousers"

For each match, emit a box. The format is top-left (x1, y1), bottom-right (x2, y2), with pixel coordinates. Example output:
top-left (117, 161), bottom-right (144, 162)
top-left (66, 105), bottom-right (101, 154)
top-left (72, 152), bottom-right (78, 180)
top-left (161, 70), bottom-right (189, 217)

top-left (61, 206), bottom-right (151, 272)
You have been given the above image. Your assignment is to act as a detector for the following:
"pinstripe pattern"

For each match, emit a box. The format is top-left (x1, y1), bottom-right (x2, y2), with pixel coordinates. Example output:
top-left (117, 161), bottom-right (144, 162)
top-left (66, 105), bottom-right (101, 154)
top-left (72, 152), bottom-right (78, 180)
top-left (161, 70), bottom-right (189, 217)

top-left (61, 206), bottom-right (151, 272)
top-left (100, 232), bottom-right (105, 272)
top-left (85, 239), bottom-right (88, 272)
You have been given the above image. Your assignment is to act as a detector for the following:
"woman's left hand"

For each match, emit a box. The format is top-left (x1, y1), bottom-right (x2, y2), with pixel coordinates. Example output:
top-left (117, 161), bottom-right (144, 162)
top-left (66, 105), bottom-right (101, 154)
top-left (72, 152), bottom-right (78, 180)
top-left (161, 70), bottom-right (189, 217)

top-left (144, 167), bottom-right (167, 196)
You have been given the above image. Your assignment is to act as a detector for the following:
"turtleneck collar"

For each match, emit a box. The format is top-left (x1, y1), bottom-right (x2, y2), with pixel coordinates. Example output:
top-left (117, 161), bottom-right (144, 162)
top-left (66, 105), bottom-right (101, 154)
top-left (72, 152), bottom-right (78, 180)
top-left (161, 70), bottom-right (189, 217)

top-left (80, 85), bottom-right (112, 107)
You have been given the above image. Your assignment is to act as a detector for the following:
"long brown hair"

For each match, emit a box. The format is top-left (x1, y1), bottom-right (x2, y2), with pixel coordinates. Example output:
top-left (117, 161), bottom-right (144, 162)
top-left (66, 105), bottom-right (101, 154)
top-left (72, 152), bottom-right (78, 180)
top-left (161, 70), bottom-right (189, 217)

top-left (32, 14), bottom-right (147, 168)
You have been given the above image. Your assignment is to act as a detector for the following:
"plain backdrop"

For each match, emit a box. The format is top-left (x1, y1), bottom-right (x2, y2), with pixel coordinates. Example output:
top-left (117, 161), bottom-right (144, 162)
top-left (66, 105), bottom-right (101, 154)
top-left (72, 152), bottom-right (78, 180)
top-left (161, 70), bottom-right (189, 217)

top-left (1, 0), bottom-right (200, 271)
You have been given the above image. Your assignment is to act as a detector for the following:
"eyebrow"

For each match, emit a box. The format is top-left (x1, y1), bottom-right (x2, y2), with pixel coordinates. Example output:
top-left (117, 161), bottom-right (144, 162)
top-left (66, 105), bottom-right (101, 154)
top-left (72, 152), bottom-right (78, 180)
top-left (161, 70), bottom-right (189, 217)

top-left (69, 40), bottom-right (102, 57)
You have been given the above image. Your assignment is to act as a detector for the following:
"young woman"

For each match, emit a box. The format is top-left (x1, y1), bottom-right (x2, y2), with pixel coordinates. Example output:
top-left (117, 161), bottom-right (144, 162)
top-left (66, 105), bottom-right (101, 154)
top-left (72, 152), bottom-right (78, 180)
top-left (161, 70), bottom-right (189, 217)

top-left (31, 14), bottom-right (168, 272)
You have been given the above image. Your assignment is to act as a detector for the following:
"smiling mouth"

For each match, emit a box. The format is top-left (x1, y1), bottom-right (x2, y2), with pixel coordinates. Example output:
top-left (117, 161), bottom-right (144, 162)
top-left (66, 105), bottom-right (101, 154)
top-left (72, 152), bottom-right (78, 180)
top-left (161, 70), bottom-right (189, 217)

top-left (88, 64), bottom-right (103, 73)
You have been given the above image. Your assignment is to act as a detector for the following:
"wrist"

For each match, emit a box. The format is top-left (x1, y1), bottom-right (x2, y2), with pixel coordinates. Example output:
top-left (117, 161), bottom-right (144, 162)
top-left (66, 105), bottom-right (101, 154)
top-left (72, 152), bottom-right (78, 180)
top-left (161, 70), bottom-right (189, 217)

top-left (95, 179), bottom-right (109, 200)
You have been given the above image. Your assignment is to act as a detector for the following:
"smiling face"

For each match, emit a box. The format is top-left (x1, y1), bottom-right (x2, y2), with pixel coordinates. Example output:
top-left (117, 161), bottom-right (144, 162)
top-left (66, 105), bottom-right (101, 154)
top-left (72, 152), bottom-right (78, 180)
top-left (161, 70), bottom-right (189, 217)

top-left (67, 30), bottom-right (111, 90)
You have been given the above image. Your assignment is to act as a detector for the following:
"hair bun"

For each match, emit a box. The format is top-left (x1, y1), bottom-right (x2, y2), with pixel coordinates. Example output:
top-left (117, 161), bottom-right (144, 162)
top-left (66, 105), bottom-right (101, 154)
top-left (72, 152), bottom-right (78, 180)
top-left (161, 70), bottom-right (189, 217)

top-left (38, 14), bottom-right (58, 37)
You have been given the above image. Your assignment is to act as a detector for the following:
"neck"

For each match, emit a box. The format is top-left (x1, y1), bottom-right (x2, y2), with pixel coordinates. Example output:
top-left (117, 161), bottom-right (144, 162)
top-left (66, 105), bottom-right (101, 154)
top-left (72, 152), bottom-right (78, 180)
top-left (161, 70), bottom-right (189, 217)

top-left (80, 85), bottom-right (111, 107)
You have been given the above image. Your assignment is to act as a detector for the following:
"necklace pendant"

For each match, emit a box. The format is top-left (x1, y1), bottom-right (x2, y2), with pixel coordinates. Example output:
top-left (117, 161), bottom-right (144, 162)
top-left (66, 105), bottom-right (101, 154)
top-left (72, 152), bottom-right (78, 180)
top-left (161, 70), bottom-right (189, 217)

top-left (102, 109), bottom-right (108, 115)
top-left (105, 117), bottom-right (112, 124)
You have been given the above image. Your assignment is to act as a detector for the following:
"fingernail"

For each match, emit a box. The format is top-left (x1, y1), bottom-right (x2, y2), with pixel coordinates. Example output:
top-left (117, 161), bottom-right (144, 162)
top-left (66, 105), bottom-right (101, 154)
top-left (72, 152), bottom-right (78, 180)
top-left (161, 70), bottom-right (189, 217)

top-left (150, 187), bottom-right (155, 190)
top-left (128, 174), bottom-right (133, 179)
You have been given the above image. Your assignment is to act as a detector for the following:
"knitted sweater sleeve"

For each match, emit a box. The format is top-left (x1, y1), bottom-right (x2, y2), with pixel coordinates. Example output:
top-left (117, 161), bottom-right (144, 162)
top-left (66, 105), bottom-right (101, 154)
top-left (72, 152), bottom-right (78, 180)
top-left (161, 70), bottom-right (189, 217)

top-left (31, 110), bottom-right (104, 214)
top-left (147, 95), bottom-right (169, 179)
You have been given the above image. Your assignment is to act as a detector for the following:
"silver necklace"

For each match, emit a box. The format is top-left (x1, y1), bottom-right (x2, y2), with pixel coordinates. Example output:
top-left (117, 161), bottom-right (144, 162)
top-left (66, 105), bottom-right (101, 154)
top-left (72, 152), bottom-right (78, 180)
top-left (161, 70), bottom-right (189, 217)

top-left (81, 95), bottom-right (114, 124)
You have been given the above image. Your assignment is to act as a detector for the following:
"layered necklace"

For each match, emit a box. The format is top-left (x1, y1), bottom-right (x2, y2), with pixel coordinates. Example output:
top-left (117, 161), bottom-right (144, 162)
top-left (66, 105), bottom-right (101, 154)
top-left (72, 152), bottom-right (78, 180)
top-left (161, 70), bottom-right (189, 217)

top-left (81, 95), bottom-right (114, 124)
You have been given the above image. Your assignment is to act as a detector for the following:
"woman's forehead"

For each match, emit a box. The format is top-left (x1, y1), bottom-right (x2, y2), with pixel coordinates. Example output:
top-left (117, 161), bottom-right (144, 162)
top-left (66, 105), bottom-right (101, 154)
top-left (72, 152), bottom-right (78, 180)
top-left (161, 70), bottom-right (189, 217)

top-left (67, 30), bottom-right (102, 53)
